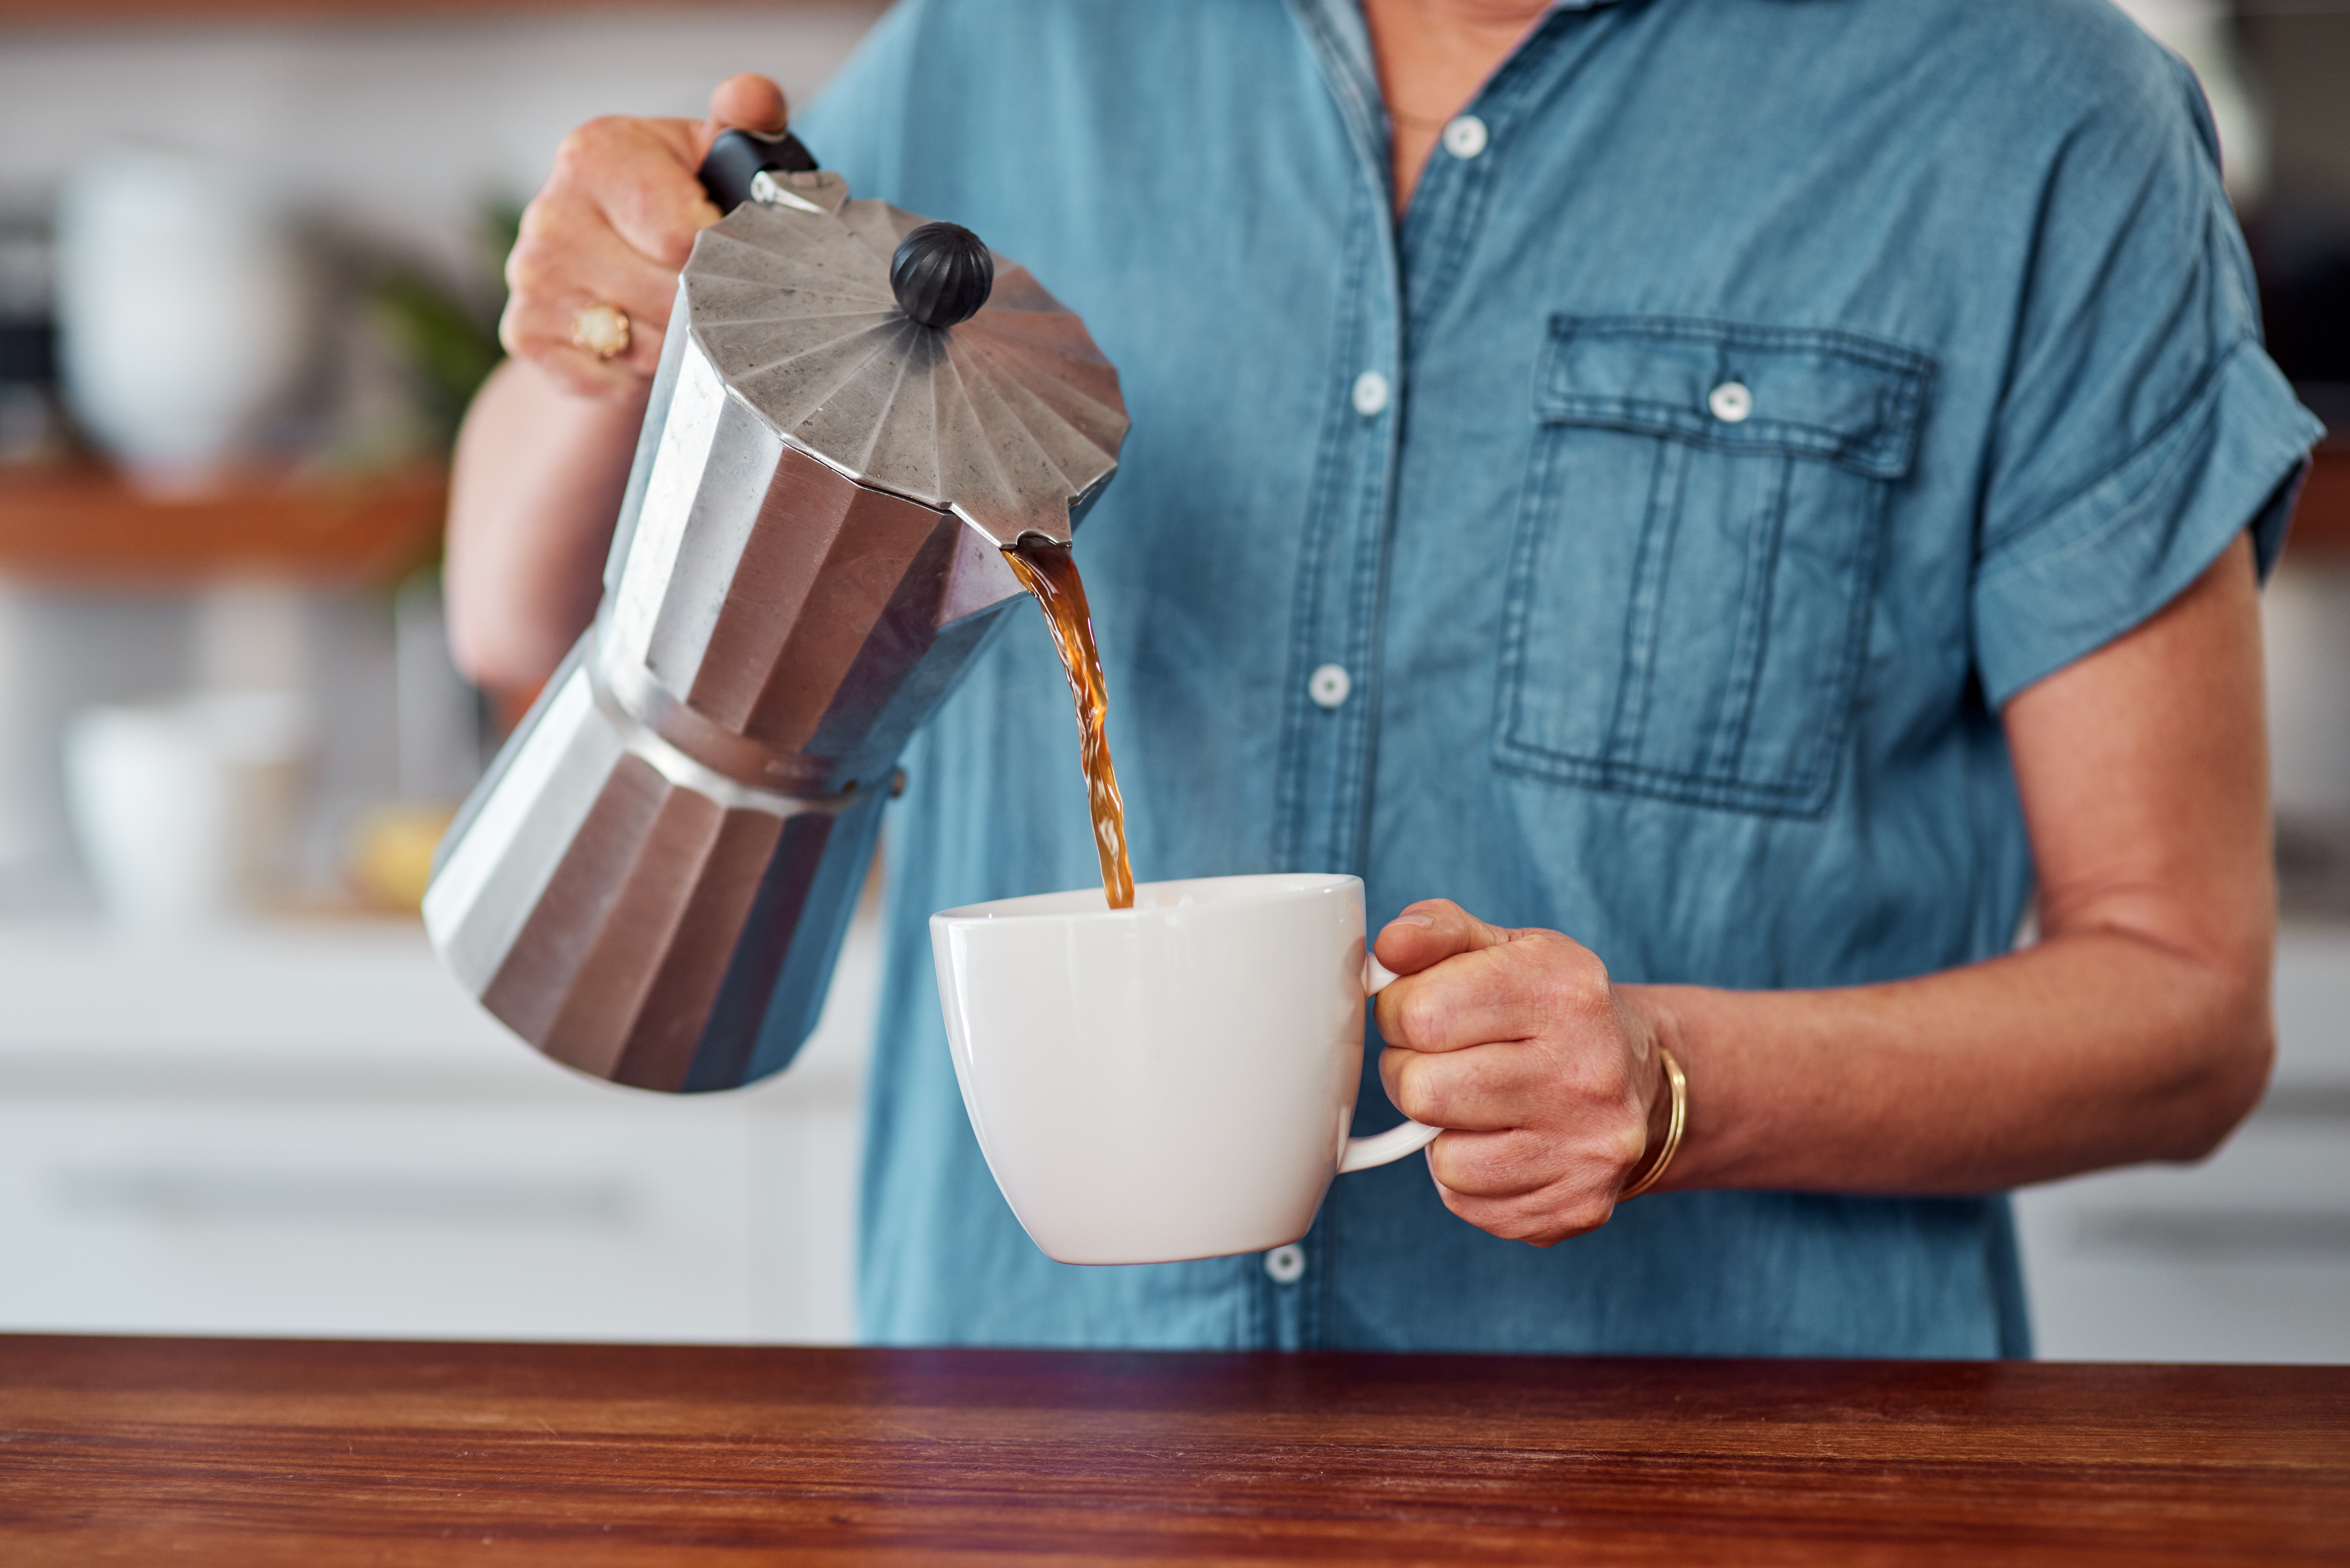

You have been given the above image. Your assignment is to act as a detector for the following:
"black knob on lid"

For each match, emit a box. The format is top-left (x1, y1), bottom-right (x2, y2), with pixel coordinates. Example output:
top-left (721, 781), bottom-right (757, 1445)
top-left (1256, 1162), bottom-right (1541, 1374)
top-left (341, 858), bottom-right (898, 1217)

top-left (891, 222), bottom-right (995, 329)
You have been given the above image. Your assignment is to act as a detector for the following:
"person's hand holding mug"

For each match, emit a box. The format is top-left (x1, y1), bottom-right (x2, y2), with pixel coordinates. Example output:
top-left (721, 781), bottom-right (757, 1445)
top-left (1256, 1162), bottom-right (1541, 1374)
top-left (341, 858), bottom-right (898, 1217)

top-left (1374, 900), bottom-right (1677, 1246)
top-left (500, 72), bottom-right (789, 398)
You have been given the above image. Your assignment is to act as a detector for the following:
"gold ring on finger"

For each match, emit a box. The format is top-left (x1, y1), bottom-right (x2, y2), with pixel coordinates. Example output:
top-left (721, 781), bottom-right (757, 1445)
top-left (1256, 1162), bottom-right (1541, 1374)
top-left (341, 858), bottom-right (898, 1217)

top-left (571, 302), bottom-right (631, 361)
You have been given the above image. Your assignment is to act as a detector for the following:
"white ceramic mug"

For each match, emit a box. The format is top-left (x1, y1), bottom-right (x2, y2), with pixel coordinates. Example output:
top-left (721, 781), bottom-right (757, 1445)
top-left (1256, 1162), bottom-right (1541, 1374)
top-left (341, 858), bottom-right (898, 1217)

top-left (930, 872), bottom-right (1439, 1265)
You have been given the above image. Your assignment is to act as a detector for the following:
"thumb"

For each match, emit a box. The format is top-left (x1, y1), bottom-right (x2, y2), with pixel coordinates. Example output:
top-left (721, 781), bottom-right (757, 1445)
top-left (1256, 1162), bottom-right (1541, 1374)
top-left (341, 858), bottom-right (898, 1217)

top-left (704, 72), bottom-right (790, 144)
top-left (1373, 899), bottom-right (1514, 977)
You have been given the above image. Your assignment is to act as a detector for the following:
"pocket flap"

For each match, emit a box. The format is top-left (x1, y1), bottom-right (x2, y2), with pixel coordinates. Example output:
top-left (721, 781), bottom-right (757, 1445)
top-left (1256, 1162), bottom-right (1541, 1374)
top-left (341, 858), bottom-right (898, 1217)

top-left (1539, 316), bottom-right (1932, 479)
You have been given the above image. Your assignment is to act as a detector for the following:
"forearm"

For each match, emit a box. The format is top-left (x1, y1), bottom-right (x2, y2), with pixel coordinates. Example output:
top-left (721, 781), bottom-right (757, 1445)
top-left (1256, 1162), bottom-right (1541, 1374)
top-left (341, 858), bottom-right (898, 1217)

top-left (1632, 922), bottom-right (2275, 1197)
top-left (444, 357), bottom-right (645, 692)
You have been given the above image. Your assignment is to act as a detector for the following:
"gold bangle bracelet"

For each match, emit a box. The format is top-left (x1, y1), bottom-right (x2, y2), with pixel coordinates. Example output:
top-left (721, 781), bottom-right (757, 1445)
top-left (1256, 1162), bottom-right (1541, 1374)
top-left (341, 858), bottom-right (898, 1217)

top-left (1617, 1045), bottom-right (1686, 1202)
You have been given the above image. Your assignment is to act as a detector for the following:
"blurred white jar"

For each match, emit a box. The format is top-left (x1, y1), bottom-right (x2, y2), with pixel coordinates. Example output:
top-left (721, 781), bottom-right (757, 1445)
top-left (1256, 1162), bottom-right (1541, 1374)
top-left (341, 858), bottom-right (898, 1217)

top-left (64, 691), bottom-right (312, 927)
top-left (54, 146), bottom-right (313, 489)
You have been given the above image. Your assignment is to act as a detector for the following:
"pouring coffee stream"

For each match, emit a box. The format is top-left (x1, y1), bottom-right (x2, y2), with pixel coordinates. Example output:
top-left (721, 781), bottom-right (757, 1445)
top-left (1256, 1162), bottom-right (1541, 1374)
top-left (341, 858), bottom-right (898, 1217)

top-left (1003, 538), bottom-right (1135, 910)
top-left (890, 218), bottom-right (1136, 911)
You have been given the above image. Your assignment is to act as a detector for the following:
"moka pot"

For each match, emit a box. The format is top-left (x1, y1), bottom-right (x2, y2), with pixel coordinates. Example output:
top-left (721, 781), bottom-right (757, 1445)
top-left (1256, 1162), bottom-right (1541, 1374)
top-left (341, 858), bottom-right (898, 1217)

top-left (424, 132), bottom-right (1128, 1092)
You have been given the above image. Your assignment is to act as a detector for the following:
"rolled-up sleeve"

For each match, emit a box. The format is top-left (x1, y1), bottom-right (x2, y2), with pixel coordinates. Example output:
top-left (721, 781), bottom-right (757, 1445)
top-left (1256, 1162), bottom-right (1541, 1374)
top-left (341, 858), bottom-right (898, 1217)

top-left (1970, 52), bottom-right (2323, 708)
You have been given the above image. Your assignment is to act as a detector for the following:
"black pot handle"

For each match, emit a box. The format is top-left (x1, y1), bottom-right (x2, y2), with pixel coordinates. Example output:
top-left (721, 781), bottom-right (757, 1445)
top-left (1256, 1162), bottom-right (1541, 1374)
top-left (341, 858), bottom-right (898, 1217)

top-left (697, 127), bottom-right (819, 214)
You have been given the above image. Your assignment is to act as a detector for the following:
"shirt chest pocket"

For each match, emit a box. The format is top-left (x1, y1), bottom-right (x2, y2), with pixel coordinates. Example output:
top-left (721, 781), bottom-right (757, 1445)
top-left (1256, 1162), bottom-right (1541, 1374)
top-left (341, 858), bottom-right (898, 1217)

top-left (1496, 316), bottom-right (1932, 816)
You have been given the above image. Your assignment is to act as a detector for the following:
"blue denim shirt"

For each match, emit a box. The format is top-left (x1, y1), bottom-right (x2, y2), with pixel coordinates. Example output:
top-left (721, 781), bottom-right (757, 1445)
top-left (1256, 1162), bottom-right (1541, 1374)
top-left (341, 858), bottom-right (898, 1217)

top-left (793, 0), bottom-right (2320, 1356)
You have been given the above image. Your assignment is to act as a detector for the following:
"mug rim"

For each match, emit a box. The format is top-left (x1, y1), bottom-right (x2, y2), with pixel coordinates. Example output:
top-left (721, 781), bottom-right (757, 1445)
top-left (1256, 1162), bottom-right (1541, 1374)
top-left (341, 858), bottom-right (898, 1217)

top-left (931, 871), bottom-right (1361, 927)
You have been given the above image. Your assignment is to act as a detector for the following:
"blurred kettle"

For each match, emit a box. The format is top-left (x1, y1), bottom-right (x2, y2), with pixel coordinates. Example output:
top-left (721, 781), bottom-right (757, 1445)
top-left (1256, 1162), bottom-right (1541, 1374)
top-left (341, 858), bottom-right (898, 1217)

top-left (425, 131), bottom-right (1128, 1092)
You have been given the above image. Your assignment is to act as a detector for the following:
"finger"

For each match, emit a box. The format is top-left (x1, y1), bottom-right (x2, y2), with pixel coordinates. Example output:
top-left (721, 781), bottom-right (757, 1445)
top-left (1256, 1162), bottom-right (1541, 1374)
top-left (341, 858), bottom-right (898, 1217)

top-left (1376, 947), bottom-right (1551, 1054)
top-left (513, 191), bottom-right (686, 318)
top-left (546, 116), bottom-right (719, 272)
top-left (706, 72), bottom-right (789, 138)
top-left (505, 210), bottom-right (682, 378)
top-left (1380, 1041), bottom-right (1554, 1131)
top-left (1386, 1036), bottom-right (1644, 1139)
top-left (496, 286), bottom-right (647, 400)
top-left (1427, 1121), bottom-right (1645, 1200)
top-left (587, 127), bottom-right (724, 271)
top-left (1372, 899), bottom-right (1513, 977)
top-left (1425, 1128), bottom-right (1567, 1199)
top-left (1432, 1175), bottom-right (1616, 1248)
top-left (498, 288), bottom-right (662, 398)
top-left (1375, 928), bottom-right (1612, 1055)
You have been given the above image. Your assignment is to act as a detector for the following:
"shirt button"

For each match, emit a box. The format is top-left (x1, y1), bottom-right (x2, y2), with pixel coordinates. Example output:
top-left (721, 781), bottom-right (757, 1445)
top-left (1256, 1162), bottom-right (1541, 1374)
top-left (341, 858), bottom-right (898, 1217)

top-left (1441, 114), bottom-right (1489, 160)
top-left (1351, 370), bottom-right (1391, 418)
top-left (1264, 1244), bottom-right (1307, 1284)
top-left (1307, 663), bottom-right (1352, 709)
top-left (1708, 381), bottom-right (1754, 423)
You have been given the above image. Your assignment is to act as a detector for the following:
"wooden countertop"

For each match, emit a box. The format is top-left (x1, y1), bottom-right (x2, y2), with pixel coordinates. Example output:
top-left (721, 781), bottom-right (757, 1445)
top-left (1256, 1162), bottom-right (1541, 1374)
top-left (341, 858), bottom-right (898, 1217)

top-left (4, 1337), bottom-right (2345, 1564)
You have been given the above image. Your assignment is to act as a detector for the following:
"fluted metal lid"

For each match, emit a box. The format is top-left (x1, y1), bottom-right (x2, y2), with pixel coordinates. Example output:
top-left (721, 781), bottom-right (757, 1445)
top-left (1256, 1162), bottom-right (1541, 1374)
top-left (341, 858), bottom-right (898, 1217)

top-left (682, 177), bottom-right (1128, 547)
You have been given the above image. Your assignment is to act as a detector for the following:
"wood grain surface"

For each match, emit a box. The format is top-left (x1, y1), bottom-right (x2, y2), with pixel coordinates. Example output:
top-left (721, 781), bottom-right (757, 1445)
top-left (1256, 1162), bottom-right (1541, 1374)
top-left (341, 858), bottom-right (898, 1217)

top-left (3, 1335), bottom-right (2345, 1565)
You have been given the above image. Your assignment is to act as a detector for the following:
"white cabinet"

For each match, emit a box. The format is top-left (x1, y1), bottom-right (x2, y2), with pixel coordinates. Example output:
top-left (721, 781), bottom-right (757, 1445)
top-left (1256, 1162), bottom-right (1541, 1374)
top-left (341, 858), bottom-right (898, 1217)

top-left (0, 913), bottom-right (874, 1343)
top-left (6, 911), bottom-right (2345, 1360)
top-left (2015, 924), bottom-right (2350, 1362)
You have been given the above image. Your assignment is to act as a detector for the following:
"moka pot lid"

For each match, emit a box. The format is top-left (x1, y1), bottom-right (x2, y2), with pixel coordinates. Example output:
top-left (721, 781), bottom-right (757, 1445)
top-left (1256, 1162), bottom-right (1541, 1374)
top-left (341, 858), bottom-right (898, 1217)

top-left (681, 170), bottom-right (1128, 547)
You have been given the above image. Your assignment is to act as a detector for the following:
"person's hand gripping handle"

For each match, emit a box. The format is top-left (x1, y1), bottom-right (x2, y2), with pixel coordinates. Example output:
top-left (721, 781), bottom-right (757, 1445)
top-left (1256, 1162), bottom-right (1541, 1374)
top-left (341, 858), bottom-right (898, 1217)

top-left (497, 73), bottom-right (795, 398)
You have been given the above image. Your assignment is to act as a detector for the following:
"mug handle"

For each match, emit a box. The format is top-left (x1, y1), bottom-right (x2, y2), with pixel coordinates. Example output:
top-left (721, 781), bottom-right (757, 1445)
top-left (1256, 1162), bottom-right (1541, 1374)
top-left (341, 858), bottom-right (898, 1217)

top-left (1338, 954), bottom-right (1444, 1174)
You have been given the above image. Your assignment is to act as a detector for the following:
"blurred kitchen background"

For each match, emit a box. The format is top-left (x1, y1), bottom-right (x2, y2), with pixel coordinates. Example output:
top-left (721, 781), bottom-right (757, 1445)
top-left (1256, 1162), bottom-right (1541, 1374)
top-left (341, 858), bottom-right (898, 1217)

top-left (0, 0), bottom-right (2344, 1359)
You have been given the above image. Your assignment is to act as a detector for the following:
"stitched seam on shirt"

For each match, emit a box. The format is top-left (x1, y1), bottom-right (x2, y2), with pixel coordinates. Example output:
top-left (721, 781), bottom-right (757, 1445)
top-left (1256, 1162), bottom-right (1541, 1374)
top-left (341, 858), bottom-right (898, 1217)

top-left (1495, 388), bottom-right (1885, 818)
top-left (1490, 749), bottom-right (1837, 816)
top-left (1275, 194), bottom-right (1382, 873)
top-left (1601, 438), bottom-right (1687, 769)
top-left (1495, 412), bottom-right (1562, 778)
top-left (1284, 0), bottom-right (1391, 206)
top-left (1402, 8), bottom-right (1618, 335)
top-left (1339, 358), bottom-right (1404, 880)
top-left (1543, 315), bottom-right (1935, 479)
top-left (1703, 449), bottom-right (1795, 780)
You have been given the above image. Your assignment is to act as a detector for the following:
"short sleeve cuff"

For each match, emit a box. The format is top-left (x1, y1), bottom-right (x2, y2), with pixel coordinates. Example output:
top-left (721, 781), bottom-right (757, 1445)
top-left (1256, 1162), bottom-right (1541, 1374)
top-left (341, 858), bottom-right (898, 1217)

top-left (1972, 342), bottom-right (2324, 708)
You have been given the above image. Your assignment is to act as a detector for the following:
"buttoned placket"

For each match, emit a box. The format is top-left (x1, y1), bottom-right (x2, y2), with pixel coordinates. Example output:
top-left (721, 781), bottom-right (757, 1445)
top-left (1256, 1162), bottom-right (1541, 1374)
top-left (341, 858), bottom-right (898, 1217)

top-left (1265, 0), bottom-right (1602, 1351)
top-left (1253, 0), bottom-right (1406, 1352)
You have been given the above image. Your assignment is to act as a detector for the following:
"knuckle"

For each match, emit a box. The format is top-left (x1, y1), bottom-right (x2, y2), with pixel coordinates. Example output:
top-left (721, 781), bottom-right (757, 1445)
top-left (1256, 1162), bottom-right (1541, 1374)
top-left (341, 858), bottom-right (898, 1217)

top-left (549, 130), bottom-right (597, 181)
top-left (562, 116), bottom-right (626, 159)
top-left (1395, 988), bottom-right (1448, 1046)
top-left (1557, 946), bottom-right (1611, 1005)
top-left (1573, 1051), bottom-right (1633, 1108)
top-left (1426, 1133), bottom-right (1475, 1188)
top-left (504, 241), bottom-right (554, 294)
top-left (1609, 1118), bottom-right (1649, 1174)
top-left (1528, 944), bottom-right (1611, 1024)
top-left (1397, 1060), bottom-right (1446, 1124)
top-left (1559, 1195), bottom-right (1613, 1235)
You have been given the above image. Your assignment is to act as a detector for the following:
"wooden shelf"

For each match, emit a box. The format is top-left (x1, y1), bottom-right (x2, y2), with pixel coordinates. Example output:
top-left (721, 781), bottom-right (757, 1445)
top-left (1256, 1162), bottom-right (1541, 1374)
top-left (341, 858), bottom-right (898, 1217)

top-left (0, 461), bottom-right (446, 588)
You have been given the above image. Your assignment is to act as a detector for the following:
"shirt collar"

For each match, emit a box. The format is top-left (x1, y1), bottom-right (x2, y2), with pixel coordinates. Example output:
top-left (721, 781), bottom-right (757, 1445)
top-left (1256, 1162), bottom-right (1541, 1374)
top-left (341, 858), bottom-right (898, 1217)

top-left (1285, 0), bottom-right (1626, 195)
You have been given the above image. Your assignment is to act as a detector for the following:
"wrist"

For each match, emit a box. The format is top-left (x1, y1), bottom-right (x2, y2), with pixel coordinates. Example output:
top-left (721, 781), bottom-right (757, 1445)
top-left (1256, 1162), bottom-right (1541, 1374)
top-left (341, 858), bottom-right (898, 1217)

top-left (1620, 986), bottom-right (1691, 1196)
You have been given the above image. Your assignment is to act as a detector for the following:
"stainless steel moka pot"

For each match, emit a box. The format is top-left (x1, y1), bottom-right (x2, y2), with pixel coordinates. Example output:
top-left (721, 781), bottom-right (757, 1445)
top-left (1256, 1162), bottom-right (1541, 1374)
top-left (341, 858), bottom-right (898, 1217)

top-left (424, 131), bottom-right (1129, 1092)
